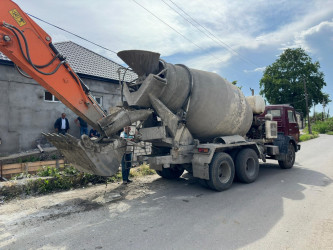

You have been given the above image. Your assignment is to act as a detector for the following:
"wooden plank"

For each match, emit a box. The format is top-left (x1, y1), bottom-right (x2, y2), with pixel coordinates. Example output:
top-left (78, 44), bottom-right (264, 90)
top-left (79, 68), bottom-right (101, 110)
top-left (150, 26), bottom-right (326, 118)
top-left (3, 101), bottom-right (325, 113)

top-left (1, 159), bottom-right (65, 176)
top-left (2, 163), bottom-right (23, 170)
top-left (2, 168), bottom-right (23, 175)
top-left (29, 166), bottom-right (44, 172)
top-left (27, 160), bottom-right (56, 167)
top-left (2, 160), bottom-right (65, 169)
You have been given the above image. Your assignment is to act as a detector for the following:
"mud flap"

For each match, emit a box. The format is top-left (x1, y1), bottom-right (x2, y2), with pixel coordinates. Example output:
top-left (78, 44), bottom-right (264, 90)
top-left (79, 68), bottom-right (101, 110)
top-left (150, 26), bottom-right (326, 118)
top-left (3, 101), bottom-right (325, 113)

top-left (43, 133), bottom-right (126, 176)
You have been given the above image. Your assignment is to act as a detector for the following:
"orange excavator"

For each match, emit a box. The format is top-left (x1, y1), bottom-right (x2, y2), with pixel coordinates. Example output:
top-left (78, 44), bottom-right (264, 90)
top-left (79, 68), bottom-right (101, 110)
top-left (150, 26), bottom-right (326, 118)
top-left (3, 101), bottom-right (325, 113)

top-left (0, 0), bottom-right (152, 176)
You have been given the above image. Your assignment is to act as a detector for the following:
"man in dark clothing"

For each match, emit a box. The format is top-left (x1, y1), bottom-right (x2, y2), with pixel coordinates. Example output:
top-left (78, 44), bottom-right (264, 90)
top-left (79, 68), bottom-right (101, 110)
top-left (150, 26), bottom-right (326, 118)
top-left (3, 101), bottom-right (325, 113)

top-left (120, 126), bottom-right (134, 184)
top-left (75, 116), bottom-right (88, 136)
top-left (89, 128), bottom-right (100, 138)
top-left (54, 113), bottom-right (70, 135)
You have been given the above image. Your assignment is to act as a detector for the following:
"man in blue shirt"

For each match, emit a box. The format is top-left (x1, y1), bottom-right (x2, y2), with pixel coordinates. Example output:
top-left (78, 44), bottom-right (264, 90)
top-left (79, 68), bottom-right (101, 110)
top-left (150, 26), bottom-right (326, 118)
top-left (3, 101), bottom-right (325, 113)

top-left (89, 128), bottom-right (100, 138)
top-left (75, 116), bottom-right (88, 136)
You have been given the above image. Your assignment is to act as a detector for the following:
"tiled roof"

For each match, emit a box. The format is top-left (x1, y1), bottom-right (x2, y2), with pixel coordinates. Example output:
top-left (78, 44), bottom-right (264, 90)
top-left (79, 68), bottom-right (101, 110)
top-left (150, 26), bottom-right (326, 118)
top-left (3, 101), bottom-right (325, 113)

top-left (0, 41), bottom-right (137, 82)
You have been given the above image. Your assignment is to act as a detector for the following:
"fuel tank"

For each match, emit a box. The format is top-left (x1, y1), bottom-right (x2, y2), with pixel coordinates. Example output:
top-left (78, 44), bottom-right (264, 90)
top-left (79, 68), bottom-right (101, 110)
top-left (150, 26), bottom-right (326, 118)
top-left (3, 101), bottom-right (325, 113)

top-left (118, 50), bottom-right (253, 141)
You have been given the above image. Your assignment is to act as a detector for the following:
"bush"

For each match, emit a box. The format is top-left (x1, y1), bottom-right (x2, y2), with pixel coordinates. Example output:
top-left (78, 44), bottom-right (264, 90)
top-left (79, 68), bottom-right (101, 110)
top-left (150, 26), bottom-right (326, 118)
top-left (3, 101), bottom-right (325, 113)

top-left (300, 131), bottom-right (319, 142)
top-left (135, 164), bottom-right (156, 176)
top-left (38, 166), bottom-right (60, 177)
top-left (311, 118), bottom-right (333, 134)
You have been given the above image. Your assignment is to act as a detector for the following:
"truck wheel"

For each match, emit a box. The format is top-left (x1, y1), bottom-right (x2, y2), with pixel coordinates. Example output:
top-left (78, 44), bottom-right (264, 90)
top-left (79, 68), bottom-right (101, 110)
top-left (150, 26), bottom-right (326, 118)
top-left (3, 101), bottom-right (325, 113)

top-left (207, 152), bottom-right (235, 191)
top-left (278, 143), bottom-right (295, 169)
top-left (155, 165), bottom-right (184, 179)
top-left (235, 148), bottom-right (259, 183)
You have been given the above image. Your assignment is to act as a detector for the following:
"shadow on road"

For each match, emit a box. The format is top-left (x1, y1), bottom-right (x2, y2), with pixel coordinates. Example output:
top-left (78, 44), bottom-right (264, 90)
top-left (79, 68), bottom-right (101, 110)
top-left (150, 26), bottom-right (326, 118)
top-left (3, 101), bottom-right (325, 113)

top-left (3, 161), bottom-right (332, 249)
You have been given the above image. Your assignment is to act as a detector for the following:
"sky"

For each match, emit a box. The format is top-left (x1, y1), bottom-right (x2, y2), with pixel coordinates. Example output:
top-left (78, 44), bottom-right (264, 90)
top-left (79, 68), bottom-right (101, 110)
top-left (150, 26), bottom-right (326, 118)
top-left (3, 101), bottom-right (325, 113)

top-left (14, 0), bottom-right (333, 115)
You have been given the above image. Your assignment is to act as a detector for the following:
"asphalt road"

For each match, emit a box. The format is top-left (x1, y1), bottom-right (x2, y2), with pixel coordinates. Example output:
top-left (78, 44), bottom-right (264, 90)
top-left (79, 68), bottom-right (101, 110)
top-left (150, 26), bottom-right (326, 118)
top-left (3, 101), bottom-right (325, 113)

top-left (1, 134), bottom-right (333, 250)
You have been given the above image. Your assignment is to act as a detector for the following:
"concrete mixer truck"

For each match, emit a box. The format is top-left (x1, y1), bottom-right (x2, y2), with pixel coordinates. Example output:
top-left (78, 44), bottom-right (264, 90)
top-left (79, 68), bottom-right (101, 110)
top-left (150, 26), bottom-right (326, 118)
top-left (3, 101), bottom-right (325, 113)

top-left (113, 50), bottom-right (301, 191)
top-left (0, 0), bottom-right (300, 191)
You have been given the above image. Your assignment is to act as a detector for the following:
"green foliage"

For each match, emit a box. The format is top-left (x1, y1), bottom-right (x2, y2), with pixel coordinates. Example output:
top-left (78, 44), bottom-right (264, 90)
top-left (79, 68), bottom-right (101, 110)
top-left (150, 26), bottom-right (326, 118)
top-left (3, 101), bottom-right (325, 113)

top-left (326, 131), bottom-right (333, 135)
top-left (300, 131), bottom-right (319, 142)
top-left (38, 166), bottom-right (60, 177)
top-left (51, 154), bottom-right (58, 160)
top-left (107, 171), bottom-right (123, 183)
top-left (135, 164), bottom-right (156, 176)
top-left (17, 156), bottom-right (40, 163)
top-left (2, 164), bottom-right (157, 201)
top-left (129, 164), bottom-right (156, 178)
top-left (231, 80), bottom-right (242, 90)
top-left (259, 48), bottom-right (330, 115)
top-left (311, 118), bottom-right (333, 134)
top-left (63, 166), bottom-right (80, 175)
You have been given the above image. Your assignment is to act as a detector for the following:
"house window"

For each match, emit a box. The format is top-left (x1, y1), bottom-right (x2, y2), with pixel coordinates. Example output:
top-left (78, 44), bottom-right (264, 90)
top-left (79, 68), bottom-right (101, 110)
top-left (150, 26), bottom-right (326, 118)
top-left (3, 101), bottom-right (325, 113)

top-left (44, 91), bottom-right (59, 102)
top-left (94, 96), bottom-right (103, 106)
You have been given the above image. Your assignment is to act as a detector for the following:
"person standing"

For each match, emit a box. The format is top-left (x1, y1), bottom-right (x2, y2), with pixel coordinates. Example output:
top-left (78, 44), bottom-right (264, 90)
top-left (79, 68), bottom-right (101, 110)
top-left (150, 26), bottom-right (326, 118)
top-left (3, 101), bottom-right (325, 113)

top-left (54, 113), bottom-right (70, 135)
top-left (89, 128), bottom-right (100, 138)
top-left (120, 126), bottom-right (134, 184)
top-left (75, 116), bottom-right (88, 136)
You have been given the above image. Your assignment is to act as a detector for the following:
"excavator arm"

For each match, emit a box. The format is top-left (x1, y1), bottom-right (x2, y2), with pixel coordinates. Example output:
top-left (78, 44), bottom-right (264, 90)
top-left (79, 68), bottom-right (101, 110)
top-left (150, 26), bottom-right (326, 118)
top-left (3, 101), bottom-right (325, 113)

top-left (0, 0), bottom-right (152, 176)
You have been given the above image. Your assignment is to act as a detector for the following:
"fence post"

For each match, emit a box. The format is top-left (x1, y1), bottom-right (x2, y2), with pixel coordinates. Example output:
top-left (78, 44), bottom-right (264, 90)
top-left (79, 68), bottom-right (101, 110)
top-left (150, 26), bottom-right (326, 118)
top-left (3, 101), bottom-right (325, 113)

top-left (24, 163), bottom-right (29, 175)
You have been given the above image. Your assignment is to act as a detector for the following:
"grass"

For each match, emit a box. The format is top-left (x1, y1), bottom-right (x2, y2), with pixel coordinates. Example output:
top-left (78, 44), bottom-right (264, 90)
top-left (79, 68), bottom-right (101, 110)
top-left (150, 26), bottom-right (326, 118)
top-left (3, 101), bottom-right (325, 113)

top-left (311, 119), bottom-right (333, 134)
top-left (1, 164), bottom-right (156, 201)
top-left (300, 131), bottom-right (319, 142)
top-left (130, 164), bottom-right (156, 177)
top-left (300, 118), bottom-right (333, 141)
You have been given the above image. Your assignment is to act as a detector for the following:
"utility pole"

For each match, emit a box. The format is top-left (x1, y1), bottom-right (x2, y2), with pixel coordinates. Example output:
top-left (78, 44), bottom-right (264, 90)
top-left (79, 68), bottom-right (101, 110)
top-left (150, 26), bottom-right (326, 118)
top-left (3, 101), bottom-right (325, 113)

top-left (250, 88), bottom-right (254, 96)
top-left (304, 79), bottom-right (312, 134)
top-left (322, 100), bottom-right (326, 121)
top-left (313, 105), bottom-right (316, 122)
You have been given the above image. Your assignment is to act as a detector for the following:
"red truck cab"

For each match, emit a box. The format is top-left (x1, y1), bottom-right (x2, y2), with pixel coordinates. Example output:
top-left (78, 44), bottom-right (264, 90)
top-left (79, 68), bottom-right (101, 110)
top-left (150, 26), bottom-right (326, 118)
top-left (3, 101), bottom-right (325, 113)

top-left (260, 105), bottom-right (300, 143)
top-left (256, 104), bottom-right (301, 169)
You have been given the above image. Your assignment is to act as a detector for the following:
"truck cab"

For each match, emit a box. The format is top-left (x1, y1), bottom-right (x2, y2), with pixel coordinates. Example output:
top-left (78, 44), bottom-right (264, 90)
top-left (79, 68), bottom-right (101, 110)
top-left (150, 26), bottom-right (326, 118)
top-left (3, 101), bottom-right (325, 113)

top-left (260, 105), bottom-right (300, 143)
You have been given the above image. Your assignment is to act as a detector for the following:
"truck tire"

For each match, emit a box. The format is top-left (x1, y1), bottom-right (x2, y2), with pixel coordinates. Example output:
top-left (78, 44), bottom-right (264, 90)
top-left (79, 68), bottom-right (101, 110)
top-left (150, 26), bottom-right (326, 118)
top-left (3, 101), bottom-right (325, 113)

top-left (207, 152), bottom-right (235, 191)
top-left (278, 143), bottom-right (295, 169)
top-left (155, 165), bottom-right (184, 179)
top-left (235, 148), bottom-right (259, 183)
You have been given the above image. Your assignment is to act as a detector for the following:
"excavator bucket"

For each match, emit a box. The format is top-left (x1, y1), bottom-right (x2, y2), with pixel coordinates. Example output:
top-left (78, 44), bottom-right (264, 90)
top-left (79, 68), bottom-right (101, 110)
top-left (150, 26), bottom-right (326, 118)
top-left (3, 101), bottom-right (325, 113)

top-left (42, 133), bottom-right (127, 176)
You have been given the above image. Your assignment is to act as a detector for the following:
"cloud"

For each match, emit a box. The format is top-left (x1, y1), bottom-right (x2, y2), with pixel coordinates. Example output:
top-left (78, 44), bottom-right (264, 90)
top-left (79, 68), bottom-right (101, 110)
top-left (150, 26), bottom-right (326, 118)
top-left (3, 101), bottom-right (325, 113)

top-left (244, 67), bottom-right (266, 73)
top-left (293, 19), bottom-right (333, 53)
top-left (181, 50), bottom-right (233, 71)
top-left (14, 1), bottom-right (333, 62)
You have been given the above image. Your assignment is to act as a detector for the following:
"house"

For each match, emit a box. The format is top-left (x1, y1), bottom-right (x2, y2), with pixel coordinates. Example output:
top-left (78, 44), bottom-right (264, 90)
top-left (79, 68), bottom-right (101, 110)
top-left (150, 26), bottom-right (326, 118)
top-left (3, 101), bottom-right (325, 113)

top-left (0, 41), bottom-right (136, 156)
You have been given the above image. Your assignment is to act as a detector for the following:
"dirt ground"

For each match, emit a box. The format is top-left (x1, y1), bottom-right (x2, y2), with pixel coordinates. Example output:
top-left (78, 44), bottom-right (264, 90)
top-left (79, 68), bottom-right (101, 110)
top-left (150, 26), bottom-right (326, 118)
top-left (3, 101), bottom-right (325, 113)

top-left (0, 174), bottom-right (161, 242)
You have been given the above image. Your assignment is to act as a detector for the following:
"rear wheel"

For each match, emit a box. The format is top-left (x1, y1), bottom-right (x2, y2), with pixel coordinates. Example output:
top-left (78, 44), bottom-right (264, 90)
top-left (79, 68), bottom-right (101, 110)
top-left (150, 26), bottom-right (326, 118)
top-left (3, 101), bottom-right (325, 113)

top-left (156, 164), bottom-right (184, 179)
top-left (235, 148), bottom-right (259, 183)
top-left (207, 152), bottom-right (235, 191)
top-left (278, 143), bottom-right (295, 169)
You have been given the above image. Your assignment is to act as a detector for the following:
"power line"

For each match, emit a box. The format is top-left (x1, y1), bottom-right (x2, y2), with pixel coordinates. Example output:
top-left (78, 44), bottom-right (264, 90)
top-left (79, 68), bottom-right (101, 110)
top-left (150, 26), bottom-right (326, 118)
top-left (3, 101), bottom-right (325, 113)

top-left (27, 13), bottom-right (117, 54)
top-left (131, 0), bottom-right (237, 66)
top-left (165, 0), bottom-right (259, 68)
top-left (27, 7), bottom-right (249, 87)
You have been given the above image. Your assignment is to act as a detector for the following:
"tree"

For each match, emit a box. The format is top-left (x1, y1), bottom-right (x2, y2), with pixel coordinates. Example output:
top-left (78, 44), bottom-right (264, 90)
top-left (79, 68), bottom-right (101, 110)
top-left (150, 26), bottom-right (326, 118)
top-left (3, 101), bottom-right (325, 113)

top-left (259, 48), bottom-right (330, 115)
